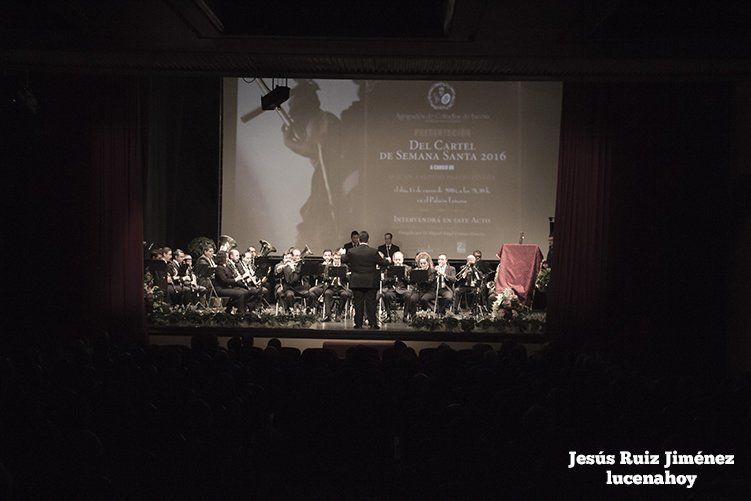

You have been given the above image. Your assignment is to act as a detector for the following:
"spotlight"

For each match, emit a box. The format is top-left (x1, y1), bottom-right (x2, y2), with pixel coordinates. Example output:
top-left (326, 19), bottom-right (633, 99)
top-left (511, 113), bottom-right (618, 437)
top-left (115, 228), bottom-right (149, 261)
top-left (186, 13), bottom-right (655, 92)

top-left (261, 85), bottom-right (290, 111)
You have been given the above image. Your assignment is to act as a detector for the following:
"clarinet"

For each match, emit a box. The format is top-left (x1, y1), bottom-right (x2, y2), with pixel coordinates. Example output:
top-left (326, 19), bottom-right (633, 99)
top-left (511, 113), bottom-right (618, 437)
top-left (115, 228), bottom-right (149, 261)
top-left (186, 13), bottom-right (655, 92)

top-left (230, 260), bottom-right (253, 288)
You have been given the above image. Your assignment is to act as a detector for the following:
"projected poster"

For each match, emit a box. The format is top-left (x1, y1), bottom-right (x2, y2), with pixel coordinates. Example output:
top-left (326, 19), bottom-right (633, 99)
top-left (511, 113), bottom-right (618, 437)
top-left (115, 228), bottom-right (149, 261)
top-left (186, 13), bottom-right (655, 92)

top-left (223, 79), bottom-right (560, 258)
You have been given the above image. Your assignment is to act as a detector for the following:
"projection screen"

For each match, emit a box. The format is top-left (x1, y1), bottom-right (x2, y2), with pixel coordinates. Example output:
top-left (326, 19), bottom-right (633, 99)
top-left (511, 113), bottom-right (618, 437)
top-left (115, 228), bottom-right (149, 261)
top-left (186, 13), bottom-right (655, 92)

top-left (222, 79), bottom-right (561, 259)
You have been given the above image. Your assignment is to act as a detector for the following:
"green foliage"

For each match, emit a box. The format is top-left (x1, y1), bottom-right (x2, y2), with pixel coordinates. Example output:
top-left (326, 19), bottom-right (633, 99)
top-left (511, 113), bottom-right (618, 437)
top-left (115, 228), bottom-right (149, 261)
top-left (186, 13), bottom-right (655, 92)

top-left (535, 264), bottom-right (551, 292)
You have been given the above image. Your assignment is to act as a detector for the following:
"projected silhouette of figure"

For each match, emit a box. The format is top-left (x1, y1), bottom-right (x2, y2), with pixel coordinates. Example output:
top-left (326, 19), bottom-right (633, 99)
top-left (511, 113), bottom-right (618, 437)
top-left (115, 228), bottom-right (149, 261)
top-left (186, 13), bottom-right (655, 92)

top-left (338, 81), bottom-right (368, 225)
top-left (282, 80), bottom-right (357, 247)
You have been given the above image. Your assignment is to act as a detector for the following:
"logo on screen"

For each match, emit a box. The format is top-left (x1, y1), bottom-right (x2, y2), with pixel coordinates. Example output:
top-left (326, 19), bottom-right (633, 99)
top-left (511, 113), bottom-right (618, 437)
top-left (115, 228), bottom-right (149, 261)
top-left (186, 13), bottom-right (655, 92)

top-left (428, 82), bottom-right (456, 110)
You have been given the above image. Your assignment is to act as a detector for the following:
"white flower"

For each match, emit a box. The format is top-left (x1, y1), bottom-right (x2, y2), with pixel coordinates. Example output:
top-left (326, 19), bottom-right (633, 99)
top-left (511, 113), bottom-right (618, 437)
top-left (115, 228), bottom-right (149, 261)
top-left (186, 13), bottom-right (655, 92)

top-left (491, 288), bottom-right (520, 320)
top-left (414, 310), bottom-right (437, 319)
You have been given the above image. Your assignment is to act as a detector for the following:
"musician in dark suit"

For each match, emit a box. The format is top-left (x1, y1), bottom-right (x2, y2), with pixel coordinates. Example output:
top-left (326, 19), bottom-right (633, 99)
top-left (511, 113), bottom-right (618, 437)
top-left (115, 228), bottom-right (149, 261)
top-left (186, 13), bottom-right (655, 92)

top-left (378, 251), bottom-right (411, 321)
top-left (410, 255), bottom-right (434, 315)
top-left (343, 230), bottom-right (360, 250)
top-left (341, 230), bottom-right (385, 329)
top-left (377, 232), bottom-right (401, 264)
top-left (321, 251), bottom-right (353, 322)
top-left (162, 247), bottom-right (183, 303)
top-left (419, 254), bottom-right (456, 314)
top-left (473, 249), bottom-right (496, 310)
top-left (455, 254), bottom-right (484, 313)
top-left (240, 249), bottom-right (270, 301)
top-left (193, 244), bottom-right (217, 291)
top-left (167, 248), bottom-right (185, 286)
top-left (229, 249), bottom-right (266, 311)
top-left (281, 248), bottom-right (314, 310)
top-left (177, 254), bottom-right (208, 303)
top-left (213, 251), bottom-right (253, 313)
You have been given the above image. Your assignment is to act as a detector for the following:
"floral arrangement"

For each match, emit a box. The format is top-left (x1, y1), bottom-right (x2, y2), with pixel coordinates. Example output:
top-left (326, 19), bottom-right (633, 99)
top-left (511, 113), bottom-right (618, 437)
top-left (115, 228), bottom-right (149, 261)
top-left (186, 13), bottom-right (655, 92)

top-left (522, 311), bottom-right (546, 333)
top-left (459, 316), bottom-right (476, 332)
top-left (441, 314), bottom-right (461, 331)
top-left (491, 287), bottom-right (523, 321)
top-left (535, 264), bottom-right (551, 292)
top-left (146, 300), bottom-right (317, 328)
top-left (410, 310), bottom-right (443, 330)
top-left (145, 278), bottom-right (544, 333)
top-left (144, 284), bottom-right (171, 324)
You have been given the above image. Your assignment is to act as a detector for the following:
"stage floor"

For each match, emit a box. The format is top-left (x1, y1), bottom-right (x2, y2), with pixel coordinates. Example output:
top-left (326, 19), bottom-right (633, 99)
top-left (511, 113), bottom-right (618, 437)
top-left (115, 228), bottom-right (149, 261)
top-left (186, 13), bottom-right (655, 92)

top-left (148, 317), bottom-right (548, 344)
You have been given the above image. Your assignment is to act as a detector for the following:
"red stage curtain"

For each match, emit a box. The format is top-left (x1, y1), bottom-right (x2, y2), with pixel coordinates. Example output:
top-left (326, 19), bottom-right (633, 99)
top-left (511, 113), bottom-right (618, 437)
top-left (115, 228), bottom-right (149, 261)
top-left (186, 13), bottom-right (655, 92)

top-left (5, 74), bottom-right (145, 344)
top-left (85, 77), bottom-right (145, 342)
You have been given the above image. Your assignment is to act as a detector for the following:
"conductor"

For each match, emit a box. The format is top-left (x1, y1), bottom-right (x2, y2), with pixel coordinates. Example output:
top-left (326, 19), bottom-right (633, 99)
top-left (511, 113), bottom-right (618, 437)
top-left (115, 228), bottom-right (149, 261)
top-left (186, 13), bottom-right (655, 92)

top-left (341, 230), bottom-right (385, 329)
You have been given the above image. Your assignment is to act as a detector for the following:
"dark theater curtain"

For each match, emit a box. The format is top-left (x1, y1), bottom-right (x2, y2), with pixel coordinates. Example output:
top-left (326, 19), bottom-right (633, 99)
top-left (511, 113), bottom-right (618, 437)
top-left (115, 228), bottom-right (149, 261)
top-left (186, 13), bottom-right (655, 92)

top-left (548, 83), bottom-right (731, 369)
top-left (85, 77), bottom-right (145, 342)
top-left (4, 74), bottom-right (144, 344)
top-left (545, 86), bottom-right (613, 345)
top-left (143, 76), bottom-right (220, 249)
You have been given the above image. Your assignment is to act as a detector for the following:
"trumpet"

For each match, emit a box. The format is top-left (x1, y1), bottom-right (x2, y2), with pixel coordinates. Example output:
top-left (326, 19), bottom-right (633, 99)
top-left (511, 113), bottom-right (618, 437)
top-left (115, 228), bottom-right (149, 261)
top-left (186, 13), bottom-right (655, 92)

top-left (300, 244), bottom-right (313, 258)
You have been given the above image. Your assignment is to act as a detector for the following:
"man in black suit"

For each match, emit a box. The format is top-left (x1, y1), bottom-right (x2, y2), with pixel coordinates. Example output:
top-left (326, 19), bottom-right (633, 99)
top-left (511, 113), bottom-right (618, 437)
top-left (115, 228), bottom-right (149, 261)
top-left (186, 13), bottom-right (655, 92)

top-left (377, 232), bottom-right (401, 264)
top-left (341, 230), bottom-right (385, 329)
top-left (473, 249), bottom-right (496, 311)
top-left (193, 244), bottom-right (217, 291)
top-left (343, 230), bottom-right (360, 251)
top-left (213, 251), bottom-right (253, 313)
top-left (378, 251), bottom-right (411, 321)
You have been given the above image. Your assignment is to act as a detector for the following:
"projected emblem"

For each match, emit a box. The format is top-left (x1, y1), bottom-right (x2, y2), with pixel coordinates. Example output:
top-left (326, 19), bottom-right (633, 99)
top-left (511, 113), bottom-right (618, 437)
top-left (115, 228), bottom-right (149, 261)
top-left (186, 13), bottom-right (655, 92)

top-left (428, 82), bottom-right (456, 110)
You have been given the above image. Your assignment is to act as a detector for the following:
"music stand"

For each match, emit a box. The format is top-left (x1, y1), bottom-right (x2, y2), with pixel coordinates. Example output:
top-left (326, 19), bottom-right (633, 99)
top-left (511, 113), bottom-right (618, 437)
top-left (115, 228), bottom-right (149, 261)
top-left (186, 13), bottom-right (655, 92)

top-left (410, 269), bottom-right (429, 285)
top-left (387, 266), bottom-right (405, 280)
top-left (301, 261), bottom-right (321, 277)
top-left (254, 256), bottom-right (271, 276)
top-left (327, 266), bottom-right (347, 279)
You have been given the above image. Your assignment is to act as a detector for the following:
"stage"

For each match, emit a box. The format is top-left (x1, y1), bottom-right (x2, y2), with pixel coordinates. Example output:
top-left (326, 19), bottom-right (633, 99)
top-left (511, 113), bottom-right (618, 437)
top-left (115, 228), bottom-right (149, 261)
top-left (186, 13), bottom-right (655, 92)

top-left (148, 318), bottom-right (549, 355)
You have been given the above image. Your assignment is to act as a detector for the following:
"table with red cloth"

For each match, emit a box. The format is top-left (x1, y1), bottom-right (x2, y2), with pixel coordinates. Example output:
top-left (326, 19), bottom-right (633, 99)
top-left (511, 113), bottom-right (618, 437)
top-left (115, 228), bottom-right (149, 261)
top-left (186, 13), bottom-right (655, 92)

top-left (494, 244), bottom-right (544, 304)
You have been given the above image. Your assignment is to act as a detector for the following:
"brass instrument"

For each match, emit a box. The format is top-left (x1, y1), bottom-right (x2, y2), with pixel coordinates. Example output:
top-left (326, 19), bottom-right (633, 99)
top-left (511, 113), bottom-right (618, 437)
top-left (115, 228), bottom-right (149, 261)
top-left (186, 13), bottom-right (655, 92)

top-left (457, 264), bottom-right (470, 280)
top-left (259, 239), bottom-right (277, 257)
top-left (458, 263), bottom-right (482, 287)
top-left (300, 244), bottom-right (313, 258)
